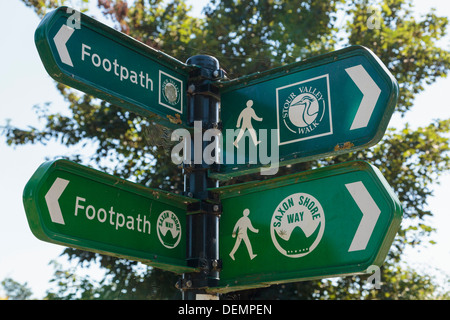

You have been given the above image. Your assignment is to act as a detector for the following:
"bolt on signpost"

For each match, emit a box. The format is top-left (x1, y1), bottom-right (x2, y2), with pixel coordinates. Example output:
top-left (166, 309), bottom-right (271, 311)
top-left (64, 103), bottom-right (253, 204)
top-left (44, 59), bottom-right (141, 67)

top-left (26, 6), bottom-right (403, 300)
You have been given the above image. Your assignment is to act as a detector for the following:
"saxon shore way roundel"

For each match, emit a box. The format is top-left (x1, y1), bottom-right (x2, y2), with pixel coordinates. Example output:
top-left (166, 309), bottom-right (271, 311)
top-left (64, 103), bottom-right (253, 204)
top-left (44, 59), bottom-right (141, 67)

top-left (271, 193), bottom-right (325, 258)
top-left (157, 210), bottom-right (182, 249)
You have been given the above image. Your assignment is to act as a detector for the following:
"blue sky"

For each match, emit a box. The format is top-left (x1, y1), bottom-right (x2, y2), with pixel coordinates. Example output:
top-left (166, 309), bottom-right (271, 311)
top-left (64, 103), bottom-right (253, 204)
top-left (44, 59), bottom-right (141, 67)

top-left (0, 0), bottom-right (449, 298)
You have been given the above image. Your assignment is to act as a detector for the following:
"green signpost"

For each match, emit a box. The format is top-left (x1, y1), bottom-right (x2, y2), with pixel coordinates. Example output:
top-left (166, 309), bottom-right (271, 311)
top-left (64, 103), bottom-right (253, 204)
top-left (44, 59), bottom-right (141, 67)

top-left (213, 46), bottom-right (399, 179)
top-left (35, 7), bottom-right (196, 128)
top-left (208, 161), bottom-right (402, 293)
top-left (23, 159), bottom-right (199, 274)
top-left (25, 6), bottom-right (404, 298)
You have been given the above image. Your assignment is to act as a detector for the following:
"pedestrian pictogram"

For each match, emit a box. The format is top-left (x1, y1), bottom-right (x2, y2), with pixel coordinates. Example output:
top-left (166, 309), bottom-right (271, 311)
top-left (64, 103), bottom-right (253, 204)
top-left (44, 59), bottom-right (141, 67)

top-left (229, 208), bottom-right (259, 261)
top-left (233, 100), bottom-right (264, 148)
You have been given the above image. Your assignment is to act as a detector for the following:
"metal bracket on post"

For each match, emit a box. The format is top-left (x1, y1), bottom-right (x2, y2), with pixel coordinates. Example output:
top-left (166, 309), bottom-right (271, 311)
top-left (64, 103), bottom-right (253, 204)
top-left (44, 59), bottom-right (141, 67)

top-left (186, 200), bottom-right (222, 216)
top-left (180, 55), bottom-right (223, 300)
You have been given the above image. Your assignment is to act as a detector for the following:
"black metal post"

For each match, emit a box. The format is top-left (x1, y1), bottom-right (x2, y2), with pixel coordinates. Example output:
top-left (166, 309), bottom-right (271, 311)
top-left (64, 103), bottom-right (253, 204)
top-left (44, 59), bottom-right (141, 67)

top-left (180, 55), bottom-right (222, 300)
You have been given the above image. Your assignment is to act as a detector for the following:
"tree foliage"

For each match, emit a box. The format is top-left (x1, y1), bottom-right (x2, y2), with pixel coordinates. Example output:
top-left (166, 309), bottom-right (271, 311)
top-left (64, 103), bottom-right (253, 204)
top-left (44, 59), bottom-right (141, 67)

top-left (199, 0), bottom-right (343, 76)
top-left (3, 0), bottom-right (450, 299)
top-left (346, 0), bottom-right (450, 114)
top-left (0, 278), bottom-right (33, 300)
top-left (43, 259), bottom-right (180, 299)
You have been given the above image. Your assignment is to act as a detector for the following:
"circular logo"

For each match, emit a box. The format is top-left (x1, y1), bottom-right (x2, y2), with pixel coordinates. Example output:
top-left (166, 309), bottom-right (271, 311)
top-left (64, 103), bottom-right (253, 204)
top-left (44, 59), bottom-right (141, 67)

top-left (271, 193), bottom-right (325, 258)
top-left (157, 210), bottom-right (182, 249)
top-left (162, 79), bottom-right (180, 105)
top-left (282, 90), bottom-right (325, 134)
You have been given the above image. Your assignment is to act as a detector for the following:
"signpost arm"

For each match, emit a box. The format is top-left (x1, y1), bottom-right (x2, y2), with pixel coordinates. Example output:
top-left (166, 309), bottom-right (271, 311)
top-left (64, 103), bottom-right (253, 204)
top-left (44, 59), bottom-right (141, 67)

top-left (180, 55), bottom-right (222, 300)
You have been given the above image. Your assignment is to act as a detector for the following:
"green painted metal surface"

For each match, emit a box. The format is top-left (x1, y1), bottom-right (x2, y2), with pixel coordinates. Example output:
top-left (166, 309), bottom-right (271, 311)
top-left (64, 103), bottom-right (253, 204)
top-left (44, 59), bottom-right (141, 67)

top-left (35, 7), bottom-right (195, 128)
top-left (23, 160), bottom-right (199, 273)
top-left (208, 161), bottom-right (402, 293)
top-left (212, 46), bottom-right (398, 179)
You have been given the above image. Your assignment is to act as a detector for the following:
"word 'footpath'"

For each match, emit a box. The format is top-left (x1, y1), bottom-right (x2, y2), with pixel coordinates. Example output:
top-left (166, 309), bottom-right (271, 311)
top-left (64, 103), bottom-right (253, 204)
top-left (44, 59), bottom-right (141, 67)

top-left (81, 44), bottom-right (154, 91)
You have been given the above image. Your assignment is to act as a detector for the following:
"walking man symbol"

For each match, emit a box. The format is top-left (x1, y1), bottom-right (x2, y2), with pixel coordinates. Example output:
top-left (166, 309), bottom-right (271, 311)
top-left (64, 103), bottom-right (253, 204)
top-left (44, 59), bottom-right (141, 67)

top-left (233, 100), bottom-right (263, 148)
top-left (229, 208), bottom-right (259, 260)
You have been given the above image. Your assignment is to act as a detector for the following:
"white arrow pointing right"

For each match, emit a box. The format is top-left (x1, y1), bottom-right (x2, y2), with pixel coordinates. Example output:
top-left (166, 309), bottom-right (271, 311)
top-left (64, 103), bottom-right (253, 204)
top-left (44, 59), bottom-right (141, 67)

top-left (45, 178), bottom-right (70, 225)
top-left (53, 25), bottom-right (75, 67)
top-left (345, 64), bottom-right (381, 130)
top-left (345, 181), bottom-right (381, 252)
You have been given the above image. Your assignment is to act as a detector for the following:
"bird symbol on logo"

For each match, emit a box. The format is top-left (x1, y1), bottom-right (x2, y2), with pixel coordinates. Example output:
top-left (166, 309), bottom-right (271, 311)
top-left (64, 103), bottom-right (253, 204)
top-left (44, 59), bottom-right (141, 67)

top-left (288, 95), bottom-right (319, 128)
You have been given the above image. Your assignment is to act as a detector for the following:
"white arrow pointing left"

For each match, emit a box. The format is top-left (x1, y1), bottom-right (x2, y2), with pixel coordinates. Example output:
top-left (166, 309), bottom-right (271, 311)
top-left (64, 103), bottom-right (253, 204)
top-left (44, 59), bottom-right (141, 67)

top-left (345, 64), bottom-right (381, 130)
top-left (345, 181), bottom-right (381, 252)
top-left (45, 178), bottom-right (70, 225)
top-left (53, 25), bottom-right (75, 67)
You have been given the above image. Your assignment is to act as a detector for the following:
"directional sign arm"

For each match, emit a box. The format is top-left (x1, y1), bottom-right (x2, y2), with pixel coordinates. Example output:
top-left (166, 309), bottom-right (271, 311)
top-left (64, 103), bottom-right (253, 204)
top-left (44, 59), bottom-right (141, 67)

top-left (35, 7), bottom-right (197, 129)
top-left (211, 161), bottom-right (402, 293)
top-left (44, 177), bottom-right (70, 225)
top-left (214, 46), bottom-right (398, 180)
top-left (24, 159), bottom-right (200, 274)
top-left (345, 181), bottom-right (381, 252)
top-left (345, 65), bottom-right (381, 130)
